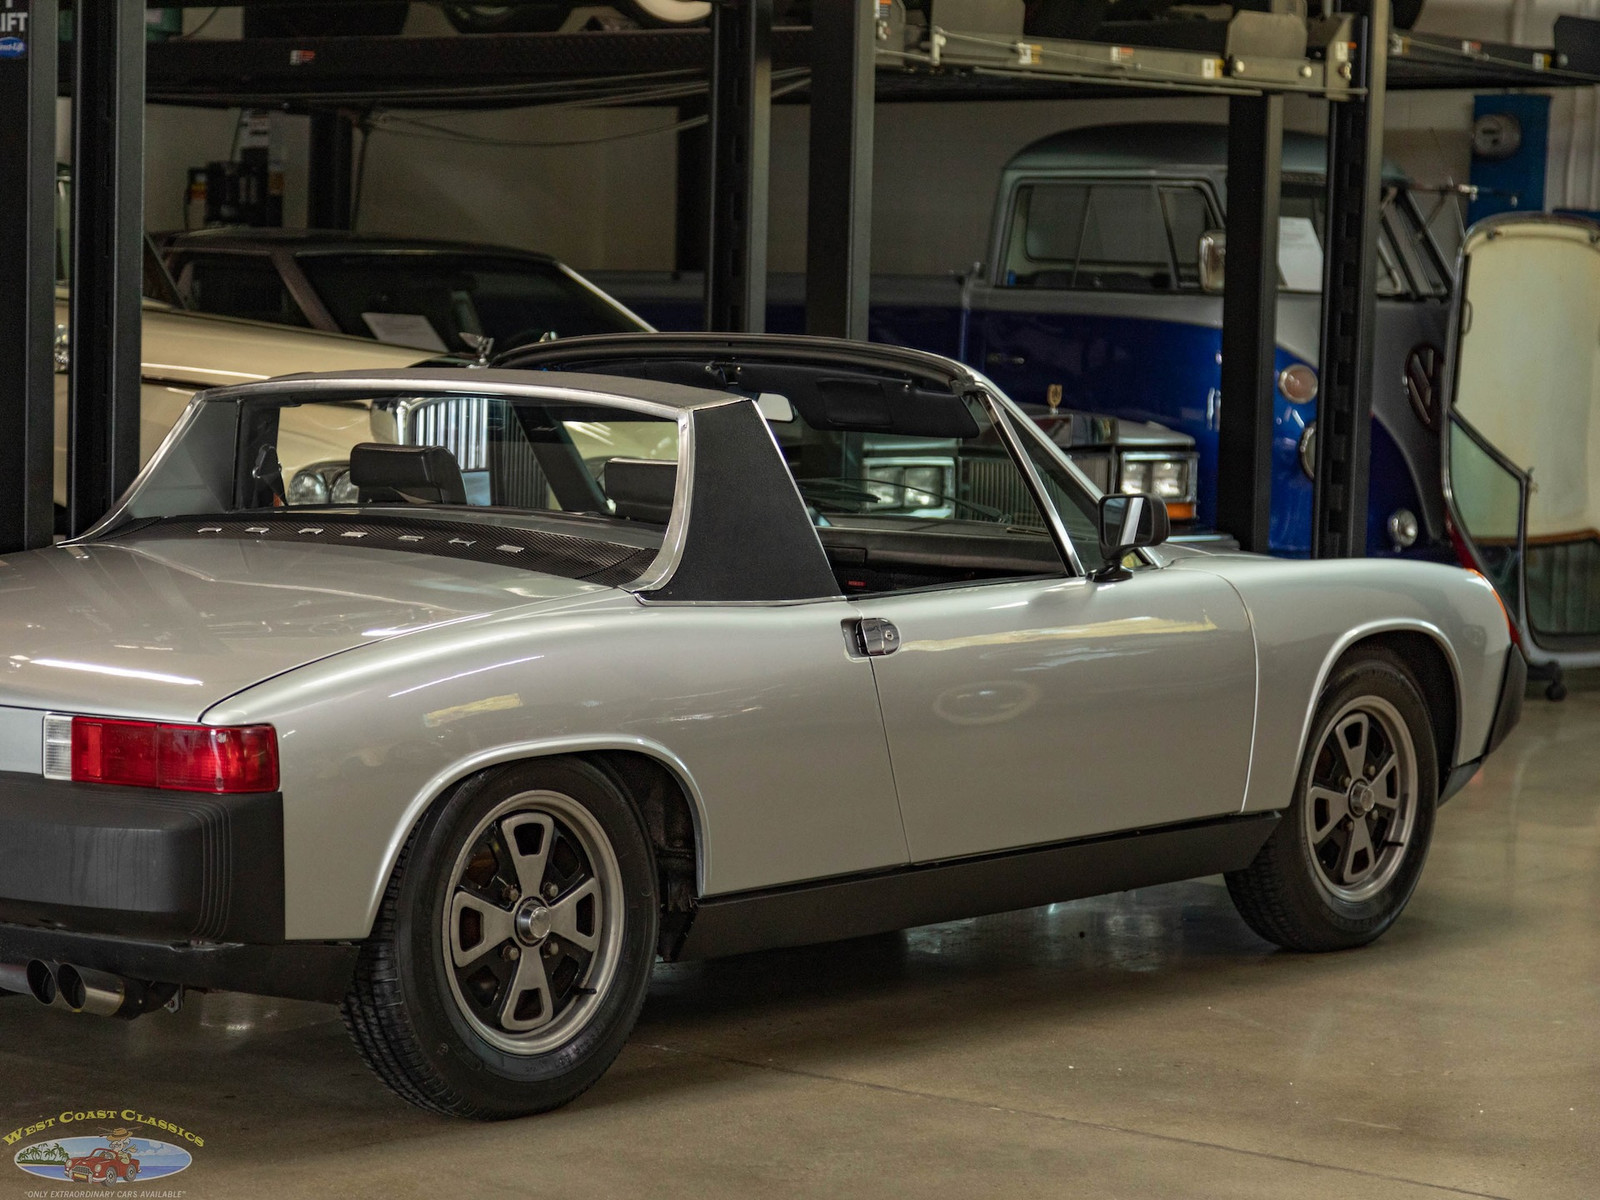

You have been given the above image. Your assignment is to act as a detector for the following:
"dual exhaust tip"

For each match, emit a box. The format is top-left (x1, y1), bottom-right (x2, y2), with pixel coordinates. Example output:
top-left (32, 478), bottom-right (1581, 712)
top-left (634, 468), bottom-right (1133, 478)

top-left (0, 960), bottom-right (164, 1019)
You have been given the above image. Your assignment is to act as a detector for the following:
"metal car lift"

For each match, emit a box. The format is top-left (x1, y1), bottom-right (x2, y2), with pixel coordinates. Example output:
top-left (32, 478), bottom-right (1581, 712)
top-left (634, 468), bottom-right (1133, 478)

top-left (7, 0), bottom-right (1600, 554)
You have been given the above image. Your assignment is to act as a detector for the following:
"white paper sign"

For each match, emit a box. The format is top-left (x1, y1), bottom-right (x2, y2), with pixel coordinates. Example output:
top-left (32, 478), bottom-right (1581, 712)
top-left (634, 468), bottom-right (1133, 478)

top-left (361, 312), bottom-right (448, 353)
top-left (1277, 216), bottom-right (1325, 292)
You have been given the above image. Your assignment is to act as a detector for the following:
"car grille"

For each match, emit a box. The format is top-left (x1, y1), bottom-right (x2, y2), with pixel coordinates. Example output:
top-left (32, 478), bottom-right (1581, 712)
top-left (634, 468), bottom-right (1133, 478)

top-left (960, 457), bottom-right (1046, 529)
top-left (400, 396), bottom-right (549, 508)
top-left (1067, 451), bottom-right (1113, 492)
top-left (402, 396), bottom-right (490, 471)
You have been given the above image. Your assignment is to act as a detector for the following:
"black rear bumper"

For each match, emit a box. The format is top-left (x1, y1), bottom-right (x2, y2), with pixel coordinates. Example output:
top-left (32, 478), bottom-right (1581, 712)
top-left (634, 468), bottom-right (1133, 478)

top-left (0, 772), bottom-right (285, 943)
top-left (0, 772), bottom-right (355, 1003)
top-left (1485, 645), bottom-right (1528, 758)
top-left (1440, 647), bottom-right (1527, 805)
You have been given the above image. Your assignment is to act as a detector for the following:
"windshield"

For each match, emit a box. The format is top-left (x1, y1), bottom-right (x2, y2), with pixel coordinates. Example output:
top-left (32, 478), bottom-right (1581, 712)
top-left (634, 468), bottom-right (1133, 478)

top-left (296, 253), bottom-right (646, 353)
top-left (117, 389), bottom-right (680, 533)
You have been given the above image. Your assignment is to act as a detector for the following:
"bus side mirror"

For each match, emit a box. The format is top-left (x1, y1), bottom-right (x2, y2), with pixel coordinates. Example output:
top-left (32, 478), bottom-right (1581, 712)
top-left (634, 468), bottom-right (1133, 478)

top-left (1198, 230), bottom-right (1226, 294)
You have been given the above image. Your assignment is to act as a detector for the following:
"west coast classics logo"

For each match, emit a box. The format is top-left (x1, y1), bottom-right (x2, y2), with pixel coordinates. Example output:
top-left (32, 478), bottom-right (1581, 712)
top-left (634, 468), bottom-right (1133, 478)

top-left (9, 1109), bottom-right (203, 1188)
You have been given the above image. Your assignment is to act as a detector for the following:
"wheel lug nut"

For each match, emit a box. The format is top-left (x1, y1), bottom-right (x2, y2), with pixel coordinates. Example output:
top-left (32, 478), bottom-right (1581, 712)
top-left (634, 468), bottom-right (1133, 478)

top-left (545, 884), bottom-right (558, 899)
top-left (544, 939), bottom-right (560, 957)
top-left (505, 886), bottom-right (520, 903)
top-left (503, 945), bottom-right (520, 961)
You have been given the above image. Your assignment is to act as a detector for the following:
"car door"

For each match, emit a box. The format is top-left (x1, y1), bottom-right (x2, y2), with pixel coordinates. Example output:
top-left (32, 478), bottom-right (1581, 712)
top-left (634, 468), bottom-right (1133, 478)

top-left (847, 395), bottom-right (1257, 863)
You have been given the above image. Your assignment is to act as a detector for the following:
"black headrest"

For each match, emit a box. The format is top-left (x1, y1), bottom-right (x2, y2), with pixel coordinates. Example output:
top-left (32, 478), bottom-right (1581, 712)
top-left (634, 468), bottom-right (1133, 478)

top-left (349, 443), bottom-right (467, 505)
top-left (603, 458), bottom-right (677, 523)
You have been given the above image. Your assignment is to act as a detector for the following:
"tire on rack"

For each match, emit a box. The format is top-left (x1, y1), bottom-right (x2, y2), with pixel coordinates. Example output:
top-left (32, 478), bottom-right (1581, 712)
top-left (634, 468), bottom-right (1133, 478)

top-left (440, 4), bottom-right (574, 33)
top-left (1226, 646), bottom-right (1439, 953)
top-left (341, 757), bottom-right (659, 1118)
top-left (617, 0), bottom-right (712, 25)
top-left (442, 1), bottom-right (709, 32)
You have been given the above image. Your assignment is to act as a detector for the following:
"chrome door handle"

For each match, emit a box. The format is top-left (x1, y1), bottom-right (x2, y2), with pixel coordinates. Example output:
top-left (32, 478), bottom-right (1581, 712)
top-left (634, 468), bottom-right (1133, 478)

top-left (854, 617), bottom-right (900, 657)
top-left (986, 352), bottom-right (1026, 367)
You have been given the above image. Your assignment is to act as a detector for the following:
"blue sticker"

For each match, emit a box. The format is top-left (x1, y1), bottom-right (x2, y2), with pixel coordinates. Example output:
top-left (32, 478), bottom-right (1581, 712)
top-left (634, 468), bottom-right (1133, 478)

top-left (0, 37), bottom-right (25, 59)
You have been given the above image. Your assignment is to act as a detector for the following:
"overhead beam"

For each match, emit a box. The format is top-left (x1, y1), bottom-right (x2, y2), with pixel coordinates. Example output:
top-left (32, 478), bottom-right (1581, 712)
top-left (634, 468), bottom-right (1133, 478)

top-left (704, 0), bottom-right (772, 333)
top-left (68, 0), bottom-right (145, 535)
top-left (1313, 0), bottom-right (1390, 558)
top-left (805, 0), bottom-right (876, 341)
top-left (0, 0), bottom-right (60, 552)
top-left (1215, 94), bottom-right (1283, 555)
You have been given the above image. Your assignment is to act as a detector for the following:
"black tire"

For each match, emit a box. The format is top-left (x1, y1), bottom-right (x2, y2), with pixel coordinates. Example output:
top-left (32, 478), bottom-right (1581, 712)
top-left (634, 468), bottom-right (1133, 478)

top-left (616, 0), bottom-right (711, 26)
top-left (1226, 648), bottom-right (1438, 953)
top-left (341, 757), bottom-right (658, 1118)
top-left (441, 3), bottom-right (572, 33)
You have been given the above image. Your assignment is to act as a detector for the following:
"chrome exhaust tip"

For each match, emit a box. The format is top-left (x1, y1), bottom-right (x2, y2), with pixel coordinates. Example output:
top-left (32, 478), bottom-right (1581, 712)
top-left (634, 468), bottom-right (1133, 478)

top-left (24, 960), bottom-right (60, 1007)
top-left (56, 964), bottom-right (129, 1018)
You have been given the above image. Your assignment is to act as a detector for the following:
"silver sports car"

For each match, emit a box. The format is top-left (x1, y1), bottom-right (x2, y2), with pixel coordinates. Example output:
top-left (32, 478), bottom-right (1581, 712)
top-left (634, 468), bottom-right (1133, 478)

top-left (0, 335), bottom-right (1523, 1118)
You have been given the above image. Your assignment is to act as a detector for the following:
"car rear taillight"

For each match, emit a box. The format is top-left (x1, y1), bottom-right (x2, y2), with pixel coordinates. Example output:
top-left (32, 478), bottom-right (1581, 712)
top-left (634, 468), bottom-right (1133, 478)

top-left (68, 718), bottom-right (279, 793)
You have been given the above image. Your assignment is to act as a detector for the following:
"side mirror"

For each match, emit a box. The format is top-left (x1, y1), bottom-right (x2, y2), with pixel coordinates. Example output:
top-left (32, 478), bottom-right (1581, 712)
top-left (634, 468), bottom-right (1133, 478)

top-left (1095, 493), bottom-right (1170, 581)
top-left (1198, 229), bottom-right (1226, 294)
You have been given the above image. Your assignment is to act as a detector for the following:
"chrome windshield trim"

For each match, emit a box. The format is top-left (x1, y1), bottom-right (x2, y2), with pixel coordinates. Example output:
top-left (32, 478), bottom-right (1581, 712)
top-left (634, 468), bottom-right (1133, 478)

top-left (625, 410), bottom-right (697, 593)
top-left (79, 394), bottom-right (211, 541)
top-left (977, 388), bottom-right (1086, 577)
top-left (187, 373), bottom-right (691, 421)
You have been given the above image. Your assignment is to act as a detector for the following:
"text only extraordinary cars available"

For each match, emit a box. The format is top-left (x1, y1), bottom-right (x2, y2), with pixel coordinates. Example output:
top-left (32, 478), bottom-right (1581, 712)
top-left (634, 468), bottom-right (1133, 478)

top-left (0, 335), bottom-right (1522, 1118)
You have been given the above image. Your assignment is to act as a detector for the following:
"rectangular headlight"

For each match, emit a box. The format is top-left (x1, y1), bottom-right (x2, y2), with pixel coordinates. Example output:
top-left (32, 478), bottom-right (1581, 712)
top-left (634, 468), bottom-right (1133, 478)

top-left (1150, 459), bottom-right (1190, 500)
top-left (1119, 460), bottom-right (1152, 494)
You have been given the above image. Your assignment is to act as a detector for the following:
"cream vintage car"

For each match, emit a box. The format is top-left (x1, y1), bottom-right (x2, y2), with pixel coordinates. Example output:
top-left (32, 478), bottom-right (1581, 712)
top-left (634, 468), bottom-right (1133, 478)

top-left (52, 297), bottom-right (675, 514)
top-left (51, 296), bottom-right (421, 511)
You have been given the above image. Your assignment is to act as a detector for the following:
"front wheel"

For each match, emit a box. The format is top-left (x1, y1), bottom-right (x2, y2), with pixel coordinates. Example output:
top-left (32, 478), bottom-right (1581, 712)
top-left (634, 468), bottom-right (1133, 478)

top-left (341, 758), bottom-right (658, 1118)
top-left (1226, 648), bottom-right (1438, 952)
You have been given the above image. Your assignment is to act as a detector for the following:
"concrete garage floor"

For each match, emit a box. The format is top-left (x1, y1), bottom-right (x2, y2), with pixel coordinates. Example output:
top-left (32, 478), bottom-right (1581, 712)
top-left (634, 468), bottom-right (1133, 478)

top-left (2, 684), bottom-right (1596, 1200)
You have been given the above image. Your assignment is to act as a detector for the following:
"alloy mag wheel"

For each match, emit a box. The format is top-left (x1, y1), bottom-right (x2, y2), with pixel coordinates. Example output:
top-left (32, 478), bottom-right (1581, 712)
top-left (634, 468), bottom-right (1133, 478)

top-left (442, 790), bottom-right (626, 1056)
top-left (1302, 695), bottom-right (1419, 905)
top-left (1225, 649), bottom-right (1438, 953)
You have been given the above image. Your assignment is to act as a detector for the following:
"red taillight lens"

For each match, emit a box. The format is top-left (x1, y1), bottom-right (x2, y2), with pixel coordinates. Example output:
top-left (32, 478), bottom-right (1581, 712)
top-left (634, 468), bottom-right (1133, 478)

top-left (70, 718), bottom-right (278, 793)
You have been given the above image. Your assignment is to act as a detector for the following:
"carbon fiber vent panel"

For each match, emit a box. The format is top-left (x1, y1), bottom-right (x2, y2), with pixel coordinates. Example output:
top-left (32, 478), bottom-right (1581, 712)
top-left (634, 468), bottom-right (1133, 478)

top-left (109, 515), bottom-right (656, 589)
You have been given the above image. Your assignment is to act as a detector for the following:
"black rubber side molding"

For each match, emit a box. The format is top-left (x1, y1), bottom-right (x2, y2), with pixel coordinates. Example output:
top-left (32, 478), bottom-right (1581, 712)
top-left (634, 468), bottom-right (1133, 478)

top-left (672, 811), bottom-right (1278, 961)
top-left (1485, 646), bottom-right (1527, 758)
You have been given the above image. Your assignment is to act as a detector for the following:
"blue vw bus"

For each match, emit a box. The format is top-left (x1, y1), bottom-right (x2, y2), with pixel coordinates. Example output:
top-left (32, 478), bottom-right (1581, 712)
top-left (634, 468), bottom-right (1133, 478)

top-left (603, 122), bottom-right (1457, 558)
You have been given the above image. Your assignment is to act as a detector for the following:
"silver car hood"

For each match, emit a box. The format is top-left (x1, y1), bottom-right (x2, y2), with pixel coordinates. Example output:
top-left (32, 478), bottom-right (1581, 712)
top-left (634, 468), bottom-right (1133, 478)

top-left (0, 536), bottom-right (615, 723)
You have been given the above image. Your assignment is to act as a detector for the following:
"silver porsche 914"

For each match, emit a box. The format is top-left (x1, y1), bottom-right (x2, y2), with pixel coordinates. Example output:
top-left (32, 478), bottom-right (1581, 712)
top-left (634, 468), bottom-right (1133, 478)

top-left (0, 334), bottom-right (1523, 1118)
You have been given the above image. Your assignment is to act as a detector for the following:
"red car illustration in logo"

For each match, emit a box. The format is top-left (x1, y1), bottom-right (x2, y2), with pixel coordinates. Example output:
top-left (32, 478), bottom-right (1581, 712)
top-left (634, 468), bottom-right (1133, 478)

top-left (64, 1147), bottom-right (140, 1185)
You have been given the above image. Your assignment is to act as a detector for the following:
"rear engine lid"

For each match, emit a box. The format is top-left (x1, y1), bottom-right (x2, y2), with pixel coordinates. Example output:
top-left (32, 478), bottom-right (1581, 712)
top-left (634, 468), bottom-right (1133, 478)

top-left (0, 534), bottom-right (611, 723)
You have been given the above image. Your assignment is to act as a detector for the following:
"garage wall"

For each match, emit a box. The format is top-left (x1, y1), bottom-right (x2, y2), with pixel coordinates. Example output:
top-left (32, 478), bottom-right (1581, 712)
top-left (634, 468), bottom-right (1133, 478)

top-left (770, 93), bottom-right (1474, 277)
top-left (140, 91), bottom-right (1471, 276)
top-left (140, 0), bottom-right (1588, 275)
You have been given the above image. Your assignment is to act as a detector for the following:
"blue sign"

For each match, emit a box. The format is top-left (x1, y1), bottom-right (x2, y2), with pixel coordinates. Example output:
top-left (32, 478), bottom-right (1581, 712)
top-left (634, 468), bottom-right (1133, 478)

top-left (0, 37), bottom-right (25, 59)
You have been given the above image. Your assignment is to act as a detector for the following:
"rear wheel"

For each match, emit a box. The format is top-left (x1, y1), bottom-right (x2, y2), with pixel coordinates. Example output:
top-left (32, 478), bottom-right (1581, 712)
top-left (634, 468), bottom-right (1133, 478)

top-left (1226, 648), bottom-right (1438, 952)
top-left (341, 758), bottom-right (658, 1118)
